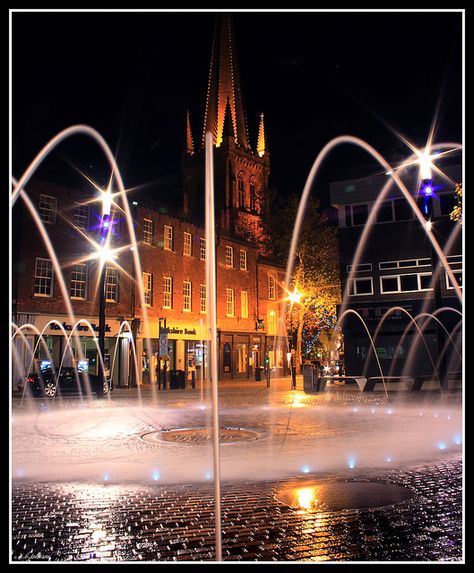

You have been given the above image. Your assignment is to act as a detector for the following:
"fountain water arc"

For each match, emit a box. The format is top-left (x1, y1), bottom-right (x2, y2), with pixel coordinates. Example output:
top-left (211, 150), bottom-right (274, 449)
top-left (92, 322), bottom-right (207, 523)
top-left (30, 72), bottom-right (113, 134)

top-left (361, 307), bottom-right (440, 388)
top-left (11, 126), bottom-right (154, 399)
top-left (337, 309), bottom-right (388, 399)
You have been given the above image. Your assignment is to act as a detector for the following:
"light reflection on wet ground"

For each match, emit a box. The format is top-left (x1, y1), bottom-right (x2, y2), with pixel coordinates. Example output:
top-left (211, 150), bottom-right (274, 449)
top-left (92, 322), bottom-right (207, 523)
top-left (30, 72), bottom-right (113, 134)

top-left (11, 383), bottom-right (463, 561)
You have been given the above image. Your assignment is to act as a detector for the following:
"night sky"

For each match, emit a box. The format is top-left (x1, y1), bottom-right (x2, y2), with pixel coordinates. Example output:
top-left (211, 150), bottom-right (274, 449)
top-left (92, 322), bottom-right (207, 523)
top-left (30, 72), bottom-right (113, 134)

top-left (12, 10), bottom-right (463, 209)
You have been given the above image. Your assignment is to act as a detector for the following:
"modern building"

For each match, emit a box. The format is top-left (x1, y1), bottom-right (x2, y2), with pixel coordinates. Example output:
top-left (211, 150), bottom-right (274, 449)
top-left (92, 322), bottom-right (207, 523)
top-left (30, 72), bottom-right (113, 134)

top-left (329, 162), bottom-right (462, 383)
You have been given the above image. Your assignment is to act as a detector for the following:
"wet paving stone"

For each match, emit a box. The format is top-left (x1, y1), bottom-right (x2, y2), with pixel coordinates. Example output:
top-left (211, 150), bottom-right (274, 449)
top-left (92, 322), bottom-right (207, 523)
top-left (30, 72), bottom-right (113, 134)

top-left (11, 456), bottom-right (462, 562)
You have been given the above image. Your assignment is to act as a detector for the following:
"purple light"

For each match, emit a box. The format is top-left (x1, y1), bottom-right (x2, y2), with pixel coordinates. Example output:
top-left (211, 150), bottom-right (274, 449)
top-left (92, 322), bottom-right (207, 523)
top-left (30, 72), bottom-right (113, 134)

top-left (424, 186), bottom-right (433, 195)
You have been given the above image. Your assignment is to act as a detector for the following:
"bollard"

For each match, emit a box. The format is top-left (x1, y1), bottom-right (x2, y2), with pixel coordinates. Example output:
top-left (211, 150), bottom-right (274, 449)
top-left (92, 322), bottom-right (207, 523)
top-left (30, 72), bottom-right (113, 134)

top-left (192, 370), bottom-right (196, 389)
top-left (266, 367), bottom-right (270, 387)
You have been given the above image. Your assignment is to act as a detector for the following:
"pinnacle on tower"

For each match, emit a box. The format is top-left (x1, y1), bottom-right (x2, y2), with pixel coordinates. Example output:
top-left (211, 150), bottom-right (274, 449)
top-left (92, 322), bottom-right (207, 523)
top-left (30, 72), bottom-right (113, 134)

top-left (202, 14), bottom-right (249, 149)
top-left (186, 109), bottom-right (194, 156)
top-left (257, 112), bottom-right (266, 157)
top-left (222, 96), bottom-right (235, 141)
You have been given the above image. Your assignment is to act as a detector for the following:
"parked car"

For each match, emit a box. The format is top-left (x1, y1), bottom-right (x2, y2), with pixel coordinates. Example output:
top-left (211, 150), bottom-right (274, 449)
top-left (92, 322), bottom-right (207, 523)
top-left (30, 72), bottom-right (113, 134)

top-left (17, 366), bottom-right (113, 398)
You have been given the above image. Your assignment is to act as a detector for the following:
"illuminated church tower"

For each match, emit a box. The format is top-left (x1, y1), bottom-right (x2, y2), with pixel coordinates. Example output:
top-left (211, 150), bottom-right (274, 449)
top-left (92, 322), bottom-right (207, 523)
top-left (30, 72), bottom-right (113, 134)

top-left (182, 14), bottom-right (270, 250)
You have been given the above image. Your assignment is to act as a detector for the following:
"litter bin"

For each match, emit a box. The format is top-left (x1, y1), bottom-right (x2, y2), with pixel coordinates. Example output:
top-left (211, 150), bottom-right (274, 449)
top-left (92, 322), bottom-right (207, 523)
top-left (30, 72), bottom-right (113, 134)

top-left (255, 366), bottom-right (264, 381)
top-left (303, 364), bottom-right (315, 391)
top-left (177, 369), bottom-right (185, 389)
top-left (169, 370), bottom-right (178, 389)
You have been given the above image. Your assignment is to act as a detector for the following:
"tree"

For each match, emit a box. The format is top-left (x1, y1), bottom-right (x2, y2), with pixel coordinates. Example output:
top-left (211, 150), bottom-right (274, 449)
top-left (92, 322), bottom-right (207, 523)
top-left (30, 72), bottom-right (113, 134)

top-left (450, 183), bottom-right (463, 225)
top-left (263, 192), bottom-right (341, 371)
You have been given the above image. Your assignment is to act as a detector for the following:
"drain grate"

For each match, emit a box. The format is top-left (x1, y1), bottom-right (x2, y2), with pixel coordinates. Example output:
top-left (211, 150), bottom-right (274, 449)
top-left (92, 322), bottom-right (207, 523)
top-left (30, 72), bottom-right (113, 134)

top-left (275, 480), bottom-right (415, 511)
top-left (142, 427), bottom-right (261, 445)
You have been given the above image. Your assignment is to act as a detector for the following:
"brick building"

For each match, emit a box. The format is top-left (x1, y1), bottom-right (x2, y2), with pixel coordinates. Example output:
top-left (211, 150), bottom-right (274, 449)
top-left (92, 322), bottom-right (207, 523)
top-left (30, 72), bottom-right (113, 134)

top-left (11, 14), bottom-right (289, 388)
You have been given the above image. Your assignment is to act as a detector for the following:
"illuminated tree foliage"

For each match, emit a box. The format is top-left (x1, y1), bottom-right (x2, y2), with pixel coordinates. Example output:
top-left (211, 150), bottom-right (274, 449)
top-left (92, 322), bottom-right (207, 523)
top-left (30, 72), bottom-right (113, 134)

top-left (450, 183), bottom-right (463, 225)
top-left (263, 192), bottom-right (341, 367)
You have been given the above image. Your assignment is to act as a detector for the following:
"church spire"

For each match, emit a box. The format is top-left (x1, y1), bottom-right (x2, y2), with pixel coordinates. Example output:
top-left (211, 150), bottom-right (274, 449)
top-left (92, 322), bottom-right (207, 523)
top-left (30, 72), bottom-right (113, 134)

top-left (257, 112), bottom-right (266, 157)
top-left (202, 14), bottom-right (249, 149)
top-left (186, 109), bottom-right (194, 156)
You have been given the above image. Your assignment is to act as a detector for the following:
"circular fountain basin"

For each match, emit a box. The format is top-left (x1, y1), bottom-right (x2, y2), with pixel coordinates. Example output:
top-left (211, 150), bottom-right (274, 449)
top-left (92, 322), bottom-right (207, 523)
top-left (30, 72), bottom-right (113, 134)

top-left (275, 480), bottom-right (415, 511)
top-left (142, 426), bottom-right (262, 446)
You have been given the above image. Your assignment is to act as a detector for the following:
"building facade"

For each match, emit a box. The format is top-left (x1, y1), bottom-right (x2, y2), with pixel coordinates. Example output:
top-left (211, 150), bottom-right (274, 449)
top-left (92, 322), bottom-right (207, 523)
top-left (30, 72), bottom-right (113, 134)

top-left (329, 163), bottom-right (462, 382)
top-left (12, 15), bottom-right (289, 388)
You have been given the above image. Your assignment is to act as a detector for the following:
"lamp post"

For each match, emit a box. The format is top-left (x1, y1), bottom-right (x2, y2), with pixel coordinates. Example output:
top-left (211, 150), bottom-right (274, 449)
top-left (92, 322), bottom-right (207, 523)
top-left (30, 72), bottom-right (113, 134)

top-left (418, 151), bottom-right (448, 390)
top-left (97, 188), bottom-right (113, 395)
top-left (287, 289), bottom-right (302, 390)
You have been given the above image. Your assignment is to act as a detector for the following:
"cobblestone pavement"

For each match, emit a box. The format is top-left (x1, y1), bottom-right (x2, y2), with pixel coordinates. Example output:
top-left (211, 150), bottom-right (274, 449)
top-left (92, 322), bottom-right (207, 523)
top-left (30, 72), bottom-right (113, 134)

top-left (11, 457), bottom-right (462, 562)
top-left (11, 380), bottom-right (463, 562)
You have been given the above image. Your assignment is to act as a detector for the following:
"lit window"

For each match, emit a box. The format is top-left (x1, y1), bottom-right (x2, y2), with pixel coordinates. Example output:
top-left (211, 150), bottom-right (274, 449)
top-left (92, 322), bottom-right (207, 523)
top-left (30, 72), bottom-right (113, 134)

top-left (163, 276), bottom-right (173, 309)
top-left (241, 290), bottom-right (249, 318)
top-left (143, 219), bottom-right (153, 244)
top-left (268, 275), bottom-right (276, 300)
top-left (200, 284), bottom-right (207, 313)
top-left (200, 238), bottom-right (206, 261)
top-left (73, 204), bottom-right (89, 229)
top-left (105, 267), bottom-right (119, 302)
top-left (164, 225), bottom-right (174, 251)
top-left (34, 258), bottom-right (53, 297)
top-left (143, 272), bottom-right (153, 306)
top-left (183, 232), bottom-right (192, 256)
top-left (70, 264), bottom-right (87, 300)
top-left (226, 288), bottom-right (235, 316)
top-left (183, 281), bottom-right (192, 311)
top-left (225, 246), bottom-right (234, 267)
top-left (268, 310), bottom-right (277, 335)
top-left (239, 249), bottom-right (247, 271)
top-left (39, 194), bottom-right (57, 224)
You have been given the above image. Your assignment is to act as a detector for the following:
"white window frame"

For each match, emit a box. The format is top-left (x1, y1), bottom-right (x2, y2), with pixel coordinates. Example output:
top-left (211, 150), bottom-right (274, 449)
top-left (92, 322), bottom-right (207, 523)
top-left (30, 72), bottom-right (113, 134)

top-left (200, 284), bottom-right (207, 314)
top-left (163, 276), bottom-right (173, 309)
top-left (73, 204), bottom-right (90, 229)
top-left (143, 218), bottom-right (153, 245)
top-left (268, 275), bottom-right (276, 300)
top-left (225, 246), bottom-right (234, 267)
top-left (380, 272), bottom-right (433, 294)
top-left (200, 238), bottom-right (206, 261)
top-left (34, 258), bottom-right (54, 297)
top-left (70, 263), bottom-right (88, 300)
top-left (105, 267), bottom-right (119, 302)
top-left (183, 232), bottom-right (192, 256)
top-left (379, 258), bottom-right (431, 270)
top-left (346, 202), bottom-right (370, 228)
top-left (143, 272), bottom-right (153, 306)
top-left (346, 263), bottom-right (372, 273)
top-left (349, 277), bottom-right (374, 296)
top-left (164, 225), bottom-right (174, 251)
top-left (241, 290), bottom-right (249, 318)
top-left (39, 194), bottom-right (57, 224)
top-left (183, 280), bottom-right (192, 311)
top-left (239, 249), bottom-right (247, 271)
top-left (226, 288), bottom-right (235, 317)
top-left (445, 269), bottom-right (463, 290)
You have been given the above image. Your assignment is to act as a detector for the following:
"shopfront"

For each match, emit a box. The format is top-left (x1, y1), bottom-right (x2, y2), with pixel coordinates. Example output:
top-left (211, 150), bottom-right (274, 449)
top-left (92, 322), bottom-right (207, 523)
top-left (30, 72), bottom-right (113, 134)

top-left (16, 315), bottom-right (126, 388)
top-left (266, 335), bottom-right (287, 376)
top-left (138, 320), bottom-right (209, 386)
top-left (220, 332), bottom-right (264, 380)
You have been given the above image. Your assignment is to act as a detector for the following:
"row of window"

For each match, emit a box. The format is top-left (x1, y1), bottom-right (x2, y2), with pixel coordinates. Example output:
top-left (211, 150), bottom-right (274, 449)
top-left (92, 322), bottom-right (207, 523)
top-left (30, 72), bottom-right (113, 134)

top-left (349, 270), bottom-right (462, 296)
top-left (34, 259), bottom-right (120, 302)
top-left (347, 255), bottom-right (462, 274)
top-left (342, 192), bottom-right (458, 228)
top-left (33, 258), bottom-right (280, 318)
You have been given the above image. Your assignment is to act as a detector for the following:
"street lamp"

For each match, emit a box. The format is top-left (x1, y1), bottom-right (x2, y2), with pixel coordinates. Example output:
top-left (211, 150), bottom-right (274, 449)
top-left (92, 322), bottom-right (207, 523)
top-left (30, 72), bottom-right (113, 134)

top-left (417, 153), bottom-right (448, 389)
top-left (96, 188), bottom-right (113, 396)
